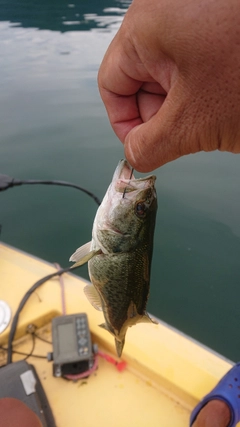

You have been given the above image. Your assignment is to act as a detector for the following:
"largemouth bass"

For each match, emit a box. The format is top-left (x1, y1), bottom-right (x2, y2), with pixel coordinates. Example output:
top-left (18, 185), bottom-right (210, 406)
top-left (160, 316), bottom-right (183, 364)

top-left (70, 160), bottom-right (157, 357)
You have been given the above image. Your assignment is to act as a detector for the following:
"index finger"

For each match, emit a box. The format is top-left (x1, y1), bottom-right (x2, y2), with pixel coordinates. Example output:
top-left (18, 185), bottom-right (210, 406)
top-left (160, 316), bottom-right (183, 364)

top-left (98, 87), bottom-right (143, 143)
top-left (98, 46), bottom-right (143, 142)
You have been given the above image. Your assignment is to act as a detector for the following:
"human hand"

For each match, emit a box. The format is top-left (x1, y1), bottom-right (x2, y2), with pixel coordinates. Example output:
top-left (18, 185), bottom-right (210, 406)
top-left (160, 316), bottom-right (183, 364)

top-left (98, 0), bottom-right (240, 172)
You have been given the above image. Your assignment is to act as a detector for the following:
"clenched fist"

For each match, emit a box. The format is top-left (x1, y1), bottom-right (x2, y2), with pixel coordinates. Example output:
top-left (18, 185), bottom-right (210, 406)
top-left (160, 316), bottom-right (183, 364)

top-left (98, 0), bottom-right (240, 172)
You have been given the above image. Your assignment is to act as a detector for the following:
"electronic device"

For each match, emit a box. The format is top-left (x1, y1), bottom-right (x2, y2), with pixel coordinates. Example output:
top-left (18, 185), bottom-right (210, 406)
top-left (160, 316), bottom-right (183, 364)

top-left (0, 360), bottom-right (56, 427)
top-left (48, 313), bottom-right (96, 377)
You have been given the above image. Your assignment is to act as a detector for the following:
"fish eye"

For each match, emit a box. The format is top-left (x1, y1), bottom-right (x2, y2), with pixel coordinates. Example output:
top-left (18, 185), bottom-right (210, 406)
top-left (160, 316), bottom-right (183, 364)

top-left (135, 202), bottom-right (146, 217)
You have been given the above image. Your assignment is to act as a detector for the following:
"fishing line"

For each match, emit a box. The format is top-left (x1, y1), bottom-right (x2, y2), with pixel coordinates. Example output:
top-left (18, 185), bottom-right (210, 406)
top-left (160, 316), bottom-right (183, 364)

top-left (122, 167), bottom-right (134, 199)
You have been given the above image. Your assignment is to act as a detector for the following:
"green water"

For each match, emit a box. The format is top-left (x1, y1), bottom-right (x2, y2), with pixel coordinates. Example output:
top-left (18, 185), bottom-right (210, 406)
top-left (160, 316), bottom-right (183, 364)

top-left (1, 0), bottom-right (240, 362)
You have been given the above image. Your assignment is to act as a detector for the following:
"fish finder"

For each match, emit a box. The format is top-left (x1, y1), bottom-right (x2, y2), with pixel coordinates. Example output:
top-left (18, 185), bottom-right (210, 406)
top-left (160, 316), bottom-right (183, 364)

top-left (49, 313), bottom-right (96, 377)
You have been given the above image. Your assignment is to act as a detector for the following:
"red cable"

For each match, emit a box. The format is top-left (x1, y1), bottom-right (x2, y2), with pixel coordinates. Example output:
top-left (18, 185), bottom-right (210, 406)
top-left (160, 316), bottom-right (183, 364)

top-left (97, 350), bottom-right (127, 372)
top-left (64, 354), bottom-right (99, 381)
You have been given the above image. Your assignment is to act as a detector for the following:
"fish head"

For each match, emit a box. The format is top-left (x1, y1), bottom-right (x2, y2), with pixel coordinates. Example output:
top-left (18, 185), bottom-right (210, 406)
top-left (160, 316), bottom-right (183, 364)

top-left (93, 160), bottom-right (157, 253)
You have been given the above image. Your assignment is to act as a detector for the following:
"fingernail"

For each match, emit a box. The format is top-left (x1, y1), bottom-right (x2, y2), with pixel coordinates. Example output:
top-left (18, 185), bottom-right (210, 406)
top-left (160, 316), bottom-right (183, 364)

top-left (124, 138), bottom-right (136, 167)
top-left (124, 125), bottom-right (142, 167)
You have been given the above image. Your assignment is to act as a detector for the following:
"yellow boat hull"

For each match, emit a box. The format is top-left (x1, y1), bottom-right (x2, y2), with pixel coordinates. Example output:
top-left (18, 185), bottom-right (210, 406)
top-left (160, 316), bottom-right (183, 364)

top-left (0, 243), bottom-right (235, 426)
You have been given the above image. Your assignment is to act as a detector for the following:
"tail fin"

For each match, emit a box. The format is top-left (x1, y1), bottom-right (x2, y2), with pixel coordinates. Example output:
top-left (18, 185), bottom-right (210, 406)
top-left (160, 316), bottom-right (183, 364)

top-left (115, 337), bottom-right (125, 358)
top-left (99, 323), bottom-right (125, 358)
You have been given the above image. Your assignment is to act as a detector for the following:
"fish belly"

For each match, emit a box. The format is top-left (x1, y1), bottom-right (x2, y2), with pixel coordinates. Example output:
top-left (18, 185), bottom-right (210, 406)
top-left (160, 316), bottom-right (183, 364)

top-left (88, 251), bottom-right (150, 333)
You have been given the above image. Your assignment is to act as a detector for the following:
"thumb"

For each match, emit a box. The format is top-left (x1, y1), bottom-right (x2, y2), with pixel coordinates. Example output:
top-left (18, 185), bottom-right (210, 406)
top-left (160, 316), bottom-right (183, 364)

top-left (124, 84), bottom-right (203, 172)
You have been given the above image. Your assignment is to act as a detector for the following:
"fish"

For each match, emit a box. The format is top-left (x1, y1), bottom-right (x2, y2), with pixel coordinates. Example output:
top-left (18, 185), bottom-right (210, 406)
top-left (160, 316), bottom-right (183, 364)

top-left (69, 159), bottom-right (158, 357)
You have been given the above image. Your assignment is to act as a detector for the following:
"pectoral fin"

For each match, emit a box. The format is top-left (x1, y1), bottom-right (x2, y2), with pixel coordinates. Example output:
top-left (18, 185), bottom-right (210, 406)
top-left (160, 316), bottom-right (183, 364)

top-left (69, 241), bottom-right (101, 268)
top-left (84, 284), bottom-right (102, 311)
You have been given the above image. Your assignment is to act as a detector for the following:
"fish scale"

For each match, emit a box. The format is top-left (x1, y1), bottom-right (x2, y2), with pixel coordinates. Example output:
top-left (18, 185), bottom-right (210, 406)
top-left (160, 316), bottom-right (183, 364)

top-left (70, 160), bottom-right (158, 357)
top-left (89, 252), bottom-right (148, 326)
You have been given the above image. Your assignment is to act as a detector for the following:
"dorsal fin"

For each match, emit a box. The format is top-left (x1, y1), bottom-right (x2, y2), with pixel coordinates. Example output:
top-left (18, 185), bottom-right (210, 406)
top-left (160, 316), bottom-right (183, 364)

top-left (84, 284), bottom-right (102, 311)
top-left (139, 312), bottom-right (158, 324)
top-left (99, 323), bottom-right (109, 331)
top-left (98, 323), bottom-right (115, 337)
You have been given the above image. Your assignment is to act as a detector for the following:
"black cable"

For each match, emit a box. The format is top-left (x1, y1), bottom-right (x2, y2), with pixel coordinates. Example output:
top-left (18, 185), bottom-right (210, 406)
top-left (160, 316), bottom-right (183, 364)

top-left (0, 175), bottom-right (101, 206)
top-left (0, 174), bottom-right (100, 362)
top-left (7, 264), bottom-right (79, 365)
top-left (0, 345), bottom-right (46, 359)
top-left (23, 333), bottom-right (36, 361)
top-left (33, 332), bottom-right (52, 345)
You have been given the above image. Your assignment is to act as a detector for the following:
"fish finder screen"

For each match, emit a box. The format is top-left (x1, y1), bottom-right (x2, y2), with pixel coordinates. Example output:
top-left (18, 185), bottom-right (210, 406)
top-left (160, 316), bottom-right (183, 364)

top-left (57, 323), bottom-right (75, 354)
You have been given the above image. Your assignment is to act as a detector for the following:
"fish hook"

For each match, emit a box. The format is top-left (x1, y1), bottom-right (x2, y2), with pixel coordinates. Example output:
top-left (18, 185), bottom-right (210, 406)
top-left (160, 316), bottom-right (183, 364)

top-left (122, 167), bottom-right (134, 198)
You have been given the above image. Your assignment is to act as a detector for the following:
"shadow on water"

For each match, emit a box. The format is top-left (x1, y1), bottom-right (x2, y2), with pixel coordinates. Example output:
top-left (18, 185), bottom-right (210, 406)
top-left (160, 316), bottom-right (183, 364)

top-left (0, 0), bottom-right (130, 32)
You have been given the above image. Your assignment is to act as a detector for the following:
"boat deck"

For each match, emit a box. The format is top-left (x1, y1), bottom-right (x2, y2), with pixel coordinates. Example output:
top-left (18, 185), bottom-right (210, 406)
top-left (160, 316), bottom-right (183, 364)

top-left (0, 243), bottom-right (235, 426)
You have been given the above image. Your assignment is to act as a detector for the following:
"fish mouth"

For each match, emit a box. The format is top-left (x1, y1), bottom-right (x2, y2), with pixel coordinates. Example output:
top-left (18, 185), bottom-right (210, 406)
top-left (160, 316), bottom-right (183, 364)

top-left (114, 159), bottom-right (134, 182)
top-left (113, 159), bottom-right (155, 193)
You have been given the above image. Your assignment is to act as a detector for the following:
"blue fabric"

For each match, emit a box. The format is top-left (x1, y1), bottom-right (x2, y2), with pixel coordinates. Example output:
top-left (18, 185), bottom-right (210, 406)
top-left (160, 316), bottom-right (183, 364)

top-left (190, 362), bottom-right (240, 426)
